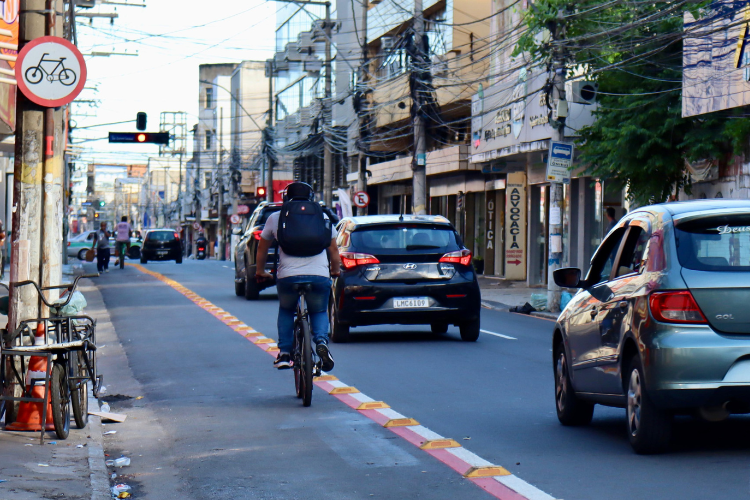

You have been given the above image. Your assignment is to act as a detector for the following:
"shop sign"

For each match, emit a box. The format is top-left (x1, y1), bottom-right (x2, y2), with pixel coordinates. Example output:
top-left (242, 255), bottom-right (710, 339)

top-left (505, 172), bottom-right (527, 280)
top-left (486, 199), bottom-right (497, 251)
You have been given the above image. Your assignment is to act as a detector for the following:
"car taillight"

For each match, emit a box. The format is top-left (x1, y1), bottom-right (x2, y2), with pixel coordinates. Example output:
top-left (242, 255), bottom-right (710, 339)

top-left (174, 232), bottom-right (180, 240)
top-left (649, 291), bottom-right (707, 324)
top-left (252, 229), bottom-right (262, 241)
top-left (67, 242), bottom-right (70, 246)
top-left (340, 252), bottom-right (379, 269)
top-left (439, 249), bottom-right (472, 266)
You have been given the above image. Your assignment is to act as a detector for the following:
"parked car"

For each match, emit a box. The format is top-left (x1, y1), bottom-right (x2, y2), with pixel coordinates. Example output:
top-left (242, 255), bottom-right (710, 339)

top-left (68, 230), bottom-right (142, 261)
top-left (140, 229), bottom-right (182, 264)
top-left (329, 215), bottom-right (481, 343)
top-left (551, 200), bottom-right (750, 454)
top-left (233, 201), bottom-right (339, 299)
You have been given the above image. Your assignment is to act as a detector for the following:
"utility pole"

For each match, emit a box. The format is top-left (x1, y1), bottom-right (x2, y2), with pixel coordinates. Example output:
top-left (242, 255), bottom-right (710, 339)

top-left (356, 0), bottom-right (369, 216)
top-left (218, 107), bottom-right (226, 260)
top-left (411, 0), bottom-right (427, 215)
top-left (547, 9), bottom-right (567, 313)
top-left (322, 1), bottom-right (333, 207)
top-left (266, 64), bottom-right (274, 203)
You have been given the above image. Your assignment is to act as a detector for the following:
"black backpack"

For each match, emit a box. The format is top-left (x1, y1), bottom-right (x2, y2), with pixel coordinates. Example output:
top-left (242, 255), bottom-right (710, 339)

top-left (277, 200), bottom-right (332, 257)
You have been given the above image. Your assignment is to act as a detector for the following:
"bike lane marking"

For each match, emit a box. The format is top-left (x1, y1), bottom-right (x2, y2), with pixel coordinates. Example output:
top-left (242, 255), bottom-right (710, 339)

top-left (128, 264), bottom-right (557, 500)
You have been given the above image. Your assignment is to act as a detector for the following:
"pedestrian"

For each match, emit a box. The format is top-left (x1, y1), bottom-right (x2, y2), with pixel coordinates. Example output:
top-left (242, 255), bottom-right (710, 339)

top-left (255, 182), bottom-right (341, 371)
top-left (605, 206), bottom-right (618, 234)
top-left (0, 220), bottom-right (6, 280)
top-left (113, 216), bottom-right (132, 268)
top-left (93, 221), bottom-right (111, 273)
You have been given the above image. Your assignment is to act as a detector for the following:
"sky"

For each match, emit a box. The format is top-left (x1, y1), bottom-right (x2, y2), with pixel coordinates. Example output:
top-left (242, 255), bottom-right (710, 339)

top-left (71, 0), bottom-right (279, 166)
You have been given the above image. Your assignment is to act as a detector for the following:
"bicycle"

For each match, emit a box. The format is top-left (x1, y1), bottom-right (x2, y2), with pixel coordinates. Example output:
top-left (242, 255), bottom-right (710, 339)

top-left (25, 53), bottom-right (77, 86)
top-left (291, 283), bottom-right (321, 407)
top-left (115, 241), bottom-right (128, 269)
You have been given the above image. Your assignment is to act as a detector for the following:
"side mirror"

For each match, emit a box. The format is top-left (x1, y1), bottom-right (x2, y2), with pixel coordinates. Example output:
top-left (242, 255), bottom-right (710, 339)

top-left (232, 227), bottom-right (242, 235)
top-left (553, 267), bottom-right (585, 289)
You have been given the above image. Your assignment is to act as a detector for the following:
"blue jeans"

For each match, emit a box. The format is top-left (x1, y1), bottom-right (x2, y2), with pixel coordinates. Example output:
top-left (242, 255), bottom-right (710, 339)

top-left (276, 275), bottom-right (331, 353)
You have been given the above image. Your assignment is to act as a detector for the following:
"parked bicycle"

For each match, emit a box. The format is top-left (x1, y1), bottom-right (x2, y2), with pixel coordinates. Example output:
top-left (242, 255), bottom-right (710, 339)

top-left (292, 283), bottom-right (321, 407)
top-left (25, 53), bottom-right (77, 86)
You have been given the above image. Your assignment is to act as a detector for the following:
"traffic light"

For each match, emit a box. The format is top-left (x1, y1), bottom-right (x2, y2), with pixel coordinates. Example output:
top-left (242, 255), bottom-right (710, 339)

top-left (256, 186), bottom-right (266, 199)
top-left (98, 200), bottom-right (105, 207)
top-left (94, 212), bottom-right (100, 219)
top-left (136, 112), bottom-right (147, 131)
top-left (109, 132), bottom-right (170, 145)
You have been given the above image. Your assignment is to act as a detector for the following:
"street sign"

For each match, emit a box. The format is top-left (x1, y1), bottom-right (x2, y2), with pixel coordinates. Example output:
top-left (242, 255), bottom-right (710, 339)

top-left (193, 222), bottom-right (201, 231)
top-left (352, 191), bottom-right (370, 208)
top-left (237, 204), bottom-right (250, 215)
top-left (547, 141), bottom-right (573, 183)
top-left (229, 214), bottom-right (241, 225)
top-left (16, 36), bottom-right (87, 107)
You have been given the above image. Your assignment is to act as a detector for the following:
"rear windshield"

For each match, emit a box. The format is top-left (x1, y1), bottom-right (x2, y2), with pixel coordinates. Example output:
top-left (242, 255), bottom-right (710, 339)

top-left (676, 215), bottom-right (750, 271)
top-left (257, 207), bottom-right (281, 226)
top-left (147, 231), bottom-right (176, 242)
top-left (350, 225), bottom-right (460, 255)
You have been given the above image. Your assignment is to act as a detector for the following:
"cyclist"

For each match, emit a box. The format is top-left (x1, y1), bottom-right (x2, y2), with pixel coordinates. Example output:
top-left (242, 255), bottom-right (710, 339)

top-left (114, 216), bottom-right (132, 268)
top-left (255, 182), bottom-right (341, 371)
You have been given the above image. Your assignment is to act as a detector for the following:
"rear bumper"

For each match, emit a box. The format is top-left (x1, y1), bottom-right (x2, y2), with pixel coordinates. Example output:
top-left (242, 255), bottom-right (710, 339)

top-left (142, 249), bottom-right (180, 260)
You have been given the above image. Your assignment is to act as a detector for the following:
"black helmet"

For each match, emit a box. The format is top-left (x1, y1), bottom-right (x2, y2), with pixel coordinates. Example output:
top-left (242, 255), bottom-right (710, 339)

top-left (283, 182), bottom-right (314, 202)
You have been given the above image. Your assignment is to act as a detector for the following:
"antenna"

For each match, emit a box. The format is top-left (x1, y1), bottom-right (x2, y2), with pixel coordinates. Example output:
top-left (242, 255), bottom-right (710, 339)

top-left (399, 197), bottom-right (404, 221)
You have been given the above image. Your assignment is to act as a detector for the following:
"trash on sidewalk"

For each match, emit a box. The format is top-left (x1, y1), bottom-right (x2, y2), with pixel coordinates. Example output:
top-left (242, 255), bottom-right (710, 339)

top-left (509, 302), bottom-right (536, 314)
top-left (118, 493), bottom-right (131, 499)
top-left (111, 484), bottom-right (131, 495)
top-left (560, 291), bottom-right (573, 311)
top-left (103, 430), bottom-right (117, 435)
top-left (90, 411), bottom-right (127, 423)
top-left (530, 293), bottom-right (547, 311)
top-left (107, 457), bottom-right (131, 467)
top-left (101, 403), bottom-right (110, 413)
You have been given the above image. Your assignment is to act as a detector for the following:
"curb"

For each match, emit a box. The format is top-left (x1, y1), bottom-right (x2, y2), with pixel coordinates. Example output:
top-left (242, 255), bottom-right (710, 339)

top-left (87, 392), bottom-right (110, 500)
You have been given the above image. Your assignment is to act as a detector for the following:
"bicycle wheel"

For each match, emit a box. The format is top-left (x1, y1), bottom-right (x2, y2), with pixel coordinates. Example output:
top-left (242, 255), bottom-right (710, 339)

top-left (70, 351), bottom-right (88, 429)
top-left (300, 313), bottom-right (313, 407)
top-left (25, 66), bottom-right (42, 84)
top-left (59, 68), bottom-right (76, 86)
top-left (50, 362), bottom-right (70, 440)
top-left (293, 323), bottom-right (303, 399)
top-left (119, 245), bottom-right (125, 269)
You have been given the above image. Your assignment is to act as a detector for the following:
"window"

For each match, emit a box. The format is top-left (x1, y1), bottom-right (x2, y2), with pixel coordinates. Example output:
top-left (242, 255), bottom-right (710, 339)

top-left (146, 231), bottom-right (175, 242)
top-left (676, 214), bottom-right (750, 271)
top-left (205, 130), bottom-right (212, 151)
top-left (205, 87), bottom-right (213, 109)
top-left (586, 227), bottom-right (626, 285)
top-left (614, 226), bottom-right (650, 278)
top-left (350, 225), bottom-right (460, 255)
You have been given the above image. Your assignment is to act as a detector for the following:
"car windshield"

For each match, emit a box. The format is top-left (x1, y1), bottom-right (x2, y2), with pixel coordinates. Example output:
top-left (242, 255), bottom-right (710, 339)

top-left (350, 225), bottom-right (460, 254)
top-left (147, 231), bottom-right (175, 242)
top-left (257, 207), bottom-right (281, 226)
top-left (676, 214), bottom-right (750, 271)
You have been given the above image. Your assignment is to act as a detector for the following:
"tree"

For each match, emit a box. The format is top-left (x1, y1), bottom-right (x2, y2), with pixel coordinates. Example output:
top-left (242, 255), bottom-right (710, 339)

top-left (515, 0), bottom-right (750, 205)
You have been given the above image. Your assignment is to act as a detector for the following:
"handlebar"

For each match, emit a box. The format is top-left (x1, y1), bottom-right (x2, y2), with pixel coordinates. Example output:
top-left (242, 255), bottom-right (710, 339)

top-left (11, 274), bottom-right (99, 308)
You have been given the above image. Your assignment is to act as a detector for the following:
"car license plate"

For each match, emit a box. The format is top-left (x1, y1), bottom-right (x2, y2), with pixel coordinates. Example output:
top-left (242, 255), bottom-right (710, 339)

top-left (157, 250), bottom-right (168, 256)
top-left (393, 297), bottom-right (429, 309)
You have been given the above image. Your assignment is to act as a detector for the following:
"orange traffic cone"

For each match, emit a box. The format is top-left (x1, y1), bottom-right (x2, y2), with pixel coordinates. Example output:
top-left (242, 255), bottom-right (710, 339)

top-left (7, 323), bottom-right (54, 431)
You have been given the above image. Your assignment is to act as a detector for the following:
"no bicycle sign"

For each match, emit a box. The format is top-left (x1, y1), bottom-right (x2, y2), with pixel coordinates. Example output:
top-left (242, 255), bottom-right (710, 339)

top-left (16, 36), bottom-right (87, 107)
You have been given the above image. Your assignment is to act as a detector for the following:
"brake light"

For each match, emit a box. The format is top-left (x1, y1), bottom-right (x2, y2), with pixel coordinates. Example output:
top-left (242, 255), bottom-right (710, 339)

top-left (174, 232), bottom-right (180, 240)
top-left (340, 252), bottom-right (379, 269)
top-left (67, 242), bottom-right (70, 246)
top-left (252, 229), bottom-right (262, 241)
top-left (439, 249), bottom-right (472, 266)
top-left (649, 291), bottom-right (707, 324)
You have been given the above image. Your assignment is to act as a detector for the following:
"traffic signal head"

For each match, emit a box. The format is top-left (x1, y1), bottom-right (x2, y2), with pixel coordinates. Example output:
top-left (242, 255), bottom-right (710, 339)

top-left (256, 186), bottom-right (266, 198)
top-left (98, 200), bottom-right (105, 207)
top-left (94, 212), bottom-right (100, 219)
top-left (109, 132), bottom-right (170, 145)
top-left (136, 112), bottom-right (147, 131)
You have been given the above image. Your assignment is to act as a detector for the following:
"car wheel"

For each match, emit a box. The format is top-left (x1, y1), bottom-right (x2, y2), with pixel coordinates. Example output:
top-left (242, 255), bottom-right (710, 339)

top-left (244, 275), bottom-right (260, 300)
top-left (431, 323), bottom-right (448, 334)
top-left (626, 355), bottom-right (672, 454)
top-left (234, 279), bottom-right (244, 297)
top-left (459, 318), bottom-right (480, 342)
top-left (554, 342), bottom-right (594, 426)
top-left (140, 255), bottom-right (147, 264)
top-left (77, 249), bottom-right (88, 261)
top-left (176, 255), bottom-right (183, 264)
top-left (128, 246), bottom-right (140, 259)
top-left (329, 297), bottom-right (350, 343)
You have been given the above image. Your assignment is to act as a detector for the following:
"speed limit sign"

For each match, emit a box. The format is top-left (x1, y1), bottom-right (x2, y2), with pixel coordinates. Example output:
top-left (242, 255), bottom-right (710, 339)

top-left (353, 191), bottom-right (370, 208)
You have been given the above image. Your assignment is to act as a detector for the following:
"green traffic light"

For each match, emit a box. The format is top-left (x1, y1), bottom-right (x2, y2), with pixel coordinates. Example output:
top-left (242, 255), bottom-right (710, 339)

top-left (98, 201), bottom-right (105, 207)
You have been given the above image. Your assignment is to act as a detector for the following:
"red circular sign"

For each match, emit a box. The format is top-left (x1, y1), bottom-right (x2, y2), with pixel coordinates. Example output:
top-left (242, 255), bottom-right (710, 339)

top-left (353, 191), bottom-right (370, 208)
top-left (237, 205), bottom-right (250, 215)
top-left (16, 36), bottom-right (87, 108)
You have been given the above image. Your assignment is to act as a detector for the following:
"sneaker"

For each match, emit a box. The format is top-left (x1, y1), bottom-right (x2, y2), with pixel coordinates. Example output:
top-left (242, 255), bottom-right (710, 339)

top-left (316, 343), bottom-right (334, 372)
top-left (274, 352), bottom-right (292, 369)
top-left (105, 269), bottom-right (109, 273)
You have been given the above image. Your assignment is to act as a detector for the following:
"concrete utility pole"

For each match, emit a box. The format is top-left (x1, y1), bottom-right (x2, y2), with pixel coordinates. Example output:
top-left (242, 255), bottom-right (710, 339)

top-left (218, 107), bottom-right (226, 261)
top-left (356, 0), bottom-right (369, 216)
top-left (266, 65), bottom-right (274, 203)
top-left (547, 9), bottom-right (567, 313)
top-left (411, 0), bottom-right (427, 215)
top-left (322, 1), bottom-right (333, 207)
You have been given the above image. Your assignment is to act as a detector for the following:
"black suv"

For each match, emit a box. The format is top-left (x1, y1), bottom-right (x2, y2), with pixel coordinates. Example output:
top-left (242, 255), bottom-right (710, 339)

top-left (329, 215), bottom-right (481, 342)
top-left (140, 229), bottom-right (183, 264)
top-left (233, 202), bottom-right (339, 300)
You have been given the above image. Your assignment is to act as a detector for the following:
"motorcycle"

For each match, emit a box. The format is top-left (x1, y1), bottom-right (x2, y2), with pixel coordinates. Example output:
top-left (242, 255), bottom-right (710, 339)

top-left (196, 239), bottom-right (207, 260)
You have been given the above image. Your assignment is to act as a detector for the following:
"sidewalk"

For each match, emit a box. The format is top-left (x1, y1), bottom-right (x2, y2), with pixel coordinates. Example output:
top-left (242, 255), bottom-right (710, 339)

top-left (477, 276), bottom-right (560, 320)
top-left (0, 271), bottom-right (110, 500)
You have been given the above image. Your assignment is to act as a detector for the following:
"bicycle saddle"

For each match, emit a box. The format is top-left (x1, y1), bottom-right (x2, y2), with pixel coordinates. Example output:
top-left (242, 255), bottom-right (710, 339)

top-left (292, 283), bottom-right (313, 293)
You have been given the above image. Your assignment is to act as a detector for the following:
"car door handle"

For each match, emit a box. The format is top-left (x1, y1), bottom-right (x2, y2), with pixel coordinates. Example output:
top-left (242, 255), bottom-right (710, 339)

top-left (590, 308), bottom-right (598, 317)
top-left (618, 301), bottom-right (628, 309)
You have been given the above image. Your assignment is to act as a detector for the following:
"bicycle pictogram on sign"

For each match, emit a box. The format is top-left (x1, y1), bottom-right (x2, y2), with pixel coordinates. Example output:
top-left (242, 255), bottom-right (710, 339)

top-left (25, 53), bottom-right (77, 86)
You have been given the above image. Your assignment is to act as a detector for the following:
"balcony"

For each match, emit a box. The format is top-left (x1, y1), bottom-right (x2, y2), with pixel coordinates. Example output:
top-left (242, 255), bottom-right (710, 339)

top-left (367, 145), bottom-right (475, 185)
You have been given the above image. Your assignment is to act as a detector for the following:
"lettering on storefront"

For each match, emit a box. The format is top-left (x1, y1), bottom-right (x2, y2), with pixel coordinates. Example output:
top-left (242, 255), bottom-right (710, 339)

top-left (495, 108), bottom-right (511, 124)
top-left (486, 200), bottom-right (495, 250)
top-left (529, 114), bottom-right (549, 127)
top-left (505, 172), bottom-right (527, 280)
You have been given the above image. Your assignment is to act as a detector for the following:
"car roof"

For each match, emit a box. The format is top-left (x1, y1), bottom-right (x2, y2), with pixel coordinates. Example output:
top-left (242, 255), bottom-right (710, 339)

top-left (640, 200), bottom-right (750, 220)
top-left (345, 215), bottom-right (453, 228)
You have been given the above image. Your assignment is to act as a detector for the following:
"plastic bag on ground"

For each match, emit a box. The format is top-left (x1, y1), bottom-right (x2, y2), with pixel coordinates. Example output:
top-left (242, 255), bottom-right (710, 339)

top-left (530, 293), bottom-right (548, 311)
top-left (560, 291), bottom-right (573, 311)
top-left (52, 291), bottom-right (87, 316)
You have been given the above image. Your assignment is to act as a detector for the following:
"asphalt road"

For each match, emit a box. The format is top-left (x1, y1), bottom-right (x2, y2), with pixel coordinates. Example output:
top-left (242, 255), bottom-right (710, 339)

top-left (93, 259), bottom-right (750, 500)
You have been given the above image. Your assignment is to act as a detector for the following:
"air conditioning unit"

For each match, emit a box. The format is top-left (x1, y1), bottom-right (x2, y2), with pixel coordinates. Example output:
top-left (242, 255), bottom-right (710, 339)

top-left (381, 36), bottom-right (395, 51)
top-left (569, 81), bottom-right (598, 104)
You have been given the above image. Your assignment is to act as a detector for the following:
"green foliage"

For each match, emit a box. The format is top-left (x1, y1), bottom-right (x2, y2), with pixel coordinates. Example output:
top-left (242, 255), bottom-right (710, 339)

top-left (515, 0), bottom-right (749, 205)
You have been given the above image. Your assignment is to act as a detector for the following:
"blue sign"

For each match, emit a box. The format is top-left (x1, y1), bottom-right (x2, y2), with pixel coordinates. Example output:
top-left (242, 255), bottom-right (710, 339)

top-left (547, 141), bottom-right (574, 182)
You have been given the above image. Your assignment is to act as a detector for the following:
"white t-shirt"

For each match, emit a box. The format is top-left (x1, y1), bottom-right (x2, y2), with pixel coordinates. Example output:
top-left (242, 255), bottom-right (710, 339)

top-left (260, 211), bottom-right (336, 279)
top-left (115, 222), bottom-right (131, 242)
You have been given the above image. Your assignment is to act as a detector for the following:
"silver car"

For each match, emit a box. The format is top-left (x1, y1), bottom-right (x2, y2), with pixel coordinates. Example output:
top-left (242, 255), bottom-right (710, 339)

top-left (552, 200), bottom-right (750, 454)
